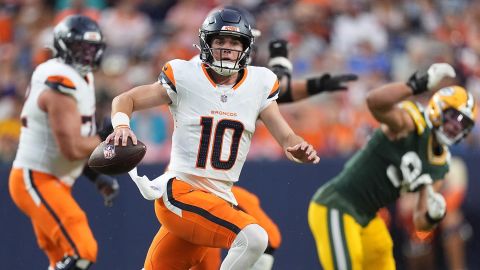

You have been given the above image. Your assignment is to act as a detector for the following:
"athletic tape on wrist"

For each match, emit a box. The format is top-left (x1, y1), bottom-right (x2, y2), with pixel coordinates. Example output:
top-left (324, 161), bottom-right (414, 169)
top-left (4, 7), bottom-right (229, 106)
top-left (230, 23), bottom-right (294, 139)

top-left (112, 112), bottom-right (130, 129)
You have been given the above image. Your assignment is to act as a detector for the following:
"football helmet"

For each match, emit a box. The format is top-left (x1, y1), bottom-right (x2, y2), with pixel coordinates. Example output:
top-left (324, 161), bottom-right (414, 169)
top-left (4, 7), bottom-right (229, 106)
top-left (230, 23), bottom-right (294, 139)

top-left (199, 8), bottom-right (254, 76)
top-left (223, 5), bottom-right (261, 38)
top-left (53, 15), bottom-right (105, 75)
top-left (427, 86), bottom-right (476, 146)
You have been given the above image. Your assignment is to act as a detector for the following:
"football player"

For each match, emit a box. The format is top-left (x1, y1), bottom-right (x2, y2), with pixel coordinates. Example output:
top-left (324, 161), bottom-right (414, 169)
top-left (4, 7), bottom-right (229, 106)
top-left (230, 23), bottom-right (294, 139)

top-left (189, 6), bottom-right (357, 270)
top-left (308, 63), bottom-right (477, 270)
top-left (8, 15), bottom-right (119, 270)
top-left (107, 9), bottom-right (319, 270)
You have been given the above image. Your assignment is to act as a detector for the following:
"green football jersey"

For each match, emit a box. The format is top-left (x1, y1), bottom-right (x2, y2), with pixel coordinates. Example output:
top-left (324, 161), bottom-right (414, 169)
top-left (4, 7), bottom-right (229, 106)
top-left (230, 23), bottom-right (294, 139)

top-left (312, 101), bottom-right (450, 226)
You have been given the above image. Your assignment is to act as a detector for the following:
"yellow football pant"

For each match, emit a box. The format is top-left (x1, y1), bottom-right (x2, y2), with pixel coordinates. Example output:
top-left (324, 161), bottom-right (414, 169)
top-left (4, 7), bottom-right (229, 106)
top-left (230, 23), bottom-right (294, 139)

top-left (308, 202), bottom-right (395, 270)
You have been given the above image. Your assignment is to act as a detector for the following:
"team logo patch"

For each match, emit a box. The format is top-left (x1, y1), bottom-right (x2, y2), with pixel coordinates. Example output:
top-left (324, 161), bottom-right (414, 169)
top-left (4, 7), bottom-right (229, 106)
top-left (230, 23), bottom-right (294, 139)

top-left (221, 26), bottom-right (240, 32)
top-left (103, 144), bottom-right (116, 159)
top-left (83, 31), bottom-right (101, 41)
top-left (221, 94), bottom-right (228, 103)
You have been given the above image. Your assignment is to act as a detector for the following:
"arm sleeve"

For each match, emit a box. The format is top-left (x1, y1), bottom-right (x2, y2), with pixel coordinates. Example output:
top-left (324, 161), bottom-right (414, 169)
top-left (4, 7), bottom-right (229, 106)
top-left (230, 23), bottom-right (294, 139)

top-left (45, 75), bottom-right (77, 97)
top-left (399, 101), bottom-right (427, 135)
top-left (158, 61), bottom-right (178, 105)
top-left (260, 75), bottom-right (280, 112)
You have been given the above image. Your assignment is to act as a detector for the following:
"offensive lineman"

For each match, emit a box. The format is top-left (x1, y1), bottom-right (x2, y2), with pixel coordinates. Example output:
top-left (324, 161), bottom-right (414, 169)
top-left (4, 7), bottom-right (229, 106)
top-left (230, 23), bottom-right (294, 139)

top-left (8, 15), bottom-right (119, 270)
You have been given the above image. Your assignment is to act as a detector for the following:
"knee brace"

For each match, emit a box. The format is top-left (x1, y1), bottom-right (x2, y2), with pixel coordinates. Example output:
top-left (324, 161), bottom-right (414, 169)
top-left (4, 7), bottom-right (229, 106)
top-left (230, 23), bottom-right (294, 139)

top-left (54, 256), bottom-right (92, 270)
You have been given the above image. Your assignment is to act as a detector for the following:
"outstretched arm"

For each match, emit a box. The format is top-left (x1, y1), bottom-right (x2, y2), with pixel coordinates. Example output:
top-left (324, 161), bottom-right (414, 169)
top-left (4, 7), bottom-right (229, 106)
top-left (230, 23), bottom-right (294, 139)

top-left (366, 63), bottom-right (456, 136)
top-left (268, 39), bottom-right (357, 103)
top-left (259, 102), bottom-right (320, 164)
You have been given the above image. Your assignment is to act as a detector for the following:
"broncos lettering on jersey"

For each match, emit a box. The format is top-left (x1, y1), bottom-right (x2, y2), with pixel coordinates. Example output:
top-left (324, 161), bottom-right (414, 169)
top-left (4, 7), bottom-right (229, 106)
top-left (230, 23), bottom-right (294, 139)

top-left (159, 59), bottom-right (279, 204)
top-left (13, 58), bottom-right (96, 186)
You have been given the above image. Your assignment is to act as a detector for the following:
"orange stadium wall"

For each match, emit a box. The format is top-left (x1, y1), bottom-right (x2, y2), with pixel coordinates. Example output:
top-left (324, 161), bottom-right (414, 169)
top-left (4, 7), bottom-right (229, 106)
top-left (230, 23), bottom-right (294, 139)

top-left (2, 156), bottom-right (480, 270)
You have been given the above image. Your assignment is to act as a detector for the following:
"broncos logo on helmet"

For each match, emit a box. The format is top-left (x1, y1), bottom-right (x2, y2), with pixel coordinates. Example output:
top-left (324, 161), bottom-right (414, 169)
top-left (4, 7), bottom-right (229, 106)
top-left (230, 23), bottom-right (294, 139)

top-left (53, 15), bottom-right (106, 76)
top-left (198, 9), bottom-right (254, 76)
top-left (427, 86), bottom-right (477, 146)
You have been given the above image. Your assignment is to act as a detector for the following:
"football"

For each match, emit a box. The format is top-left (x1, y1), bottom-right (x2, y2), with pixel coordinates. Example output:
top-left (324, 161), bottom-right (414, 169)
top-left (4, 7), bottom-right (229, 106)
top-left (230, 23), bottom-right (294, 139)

top-left (88, 138), bottom-right (147, 175)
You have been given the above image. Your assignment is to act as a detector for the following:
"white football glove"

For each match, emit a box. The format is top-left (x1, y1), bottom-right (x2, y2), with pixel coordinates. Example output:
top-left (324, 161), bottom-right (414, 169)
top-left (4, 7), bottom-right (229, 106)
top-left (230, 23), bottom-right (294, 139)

top-left (427, 63), bottom-right (456, 89)
top-left (406, 62), bottom-right (456, 95)
top-left (426, 185), bottom-right (446, 222)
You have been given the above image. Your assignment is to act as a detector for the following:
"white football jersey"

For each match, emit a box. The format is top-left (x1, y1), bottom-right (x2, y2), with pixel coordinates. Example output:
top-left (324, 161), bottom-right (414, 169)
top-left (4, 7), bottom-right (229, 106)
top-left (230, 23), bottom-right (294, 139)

top-left (159, 59), bottom-right (279, 203)
top-left (13, 59), bottom-right (96, 186)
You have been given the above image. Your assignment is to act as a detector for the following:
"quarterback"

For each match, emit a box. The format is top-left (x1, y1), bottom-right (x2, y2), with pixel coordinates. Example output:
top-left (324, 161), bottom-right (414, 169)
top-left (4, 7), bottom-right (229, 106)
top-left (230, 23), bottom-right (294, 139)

top-left (107, 8), bottom-right (319, 270)
top-left (308, 63), bottom-right (476, 270)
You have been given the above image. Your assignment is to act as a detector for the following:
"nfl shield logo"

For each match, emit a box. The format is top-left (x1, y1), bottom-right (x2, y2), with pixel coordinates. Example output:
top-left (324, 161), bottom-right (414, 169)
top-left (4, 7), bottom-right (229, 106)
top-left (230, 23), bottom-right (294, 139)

top-left (221, 94), bottom-right (228, 103)
top-left (103, 144), bottom-right (116, 159)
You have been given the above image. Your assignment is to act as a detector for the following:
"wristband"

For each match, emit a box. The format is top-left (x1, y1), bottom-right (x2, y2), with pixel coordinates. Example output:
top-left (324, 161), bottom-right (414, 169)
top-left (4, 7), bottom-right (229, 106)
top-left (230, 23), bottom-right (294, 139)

top-left (307, 77), bottom-right (322, 95)
top-left (112, 112), bottom-right (130, 129)
top-left (406, 71), bottom-right (429, 95)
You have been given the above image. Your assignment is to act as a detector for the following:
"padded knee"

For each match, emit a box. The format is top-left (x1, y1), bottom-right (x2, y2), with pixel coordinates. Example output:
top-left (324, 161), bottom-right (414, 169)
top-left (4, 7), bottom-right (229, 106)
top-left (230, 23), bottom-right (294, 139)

top-left (236, 224), bottom-right (268, 256)
top-left (221, 224), bottom-right (268, 270)
top-left (54, 256), bottom-right (92, 270)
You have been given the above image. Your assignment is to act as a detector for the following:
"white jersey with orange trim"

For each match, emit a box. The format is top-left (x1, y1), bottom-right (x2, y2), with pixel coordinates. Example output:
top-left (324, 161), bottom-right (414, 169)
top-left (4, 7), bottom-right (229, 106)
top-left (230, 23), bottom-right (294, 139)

top-left (159, 59), bottom-right (279, 204)
top-left (13, 58), bottom-right (96, 186)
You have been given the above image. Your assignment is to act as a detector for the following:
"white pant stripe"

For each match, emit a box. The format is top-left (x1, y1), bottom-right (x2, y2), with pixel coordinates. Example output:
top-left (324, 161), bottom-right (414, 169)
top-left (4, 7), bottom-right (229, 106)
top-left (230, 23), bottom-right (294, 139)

top-left (330, 209), bottom-right (347, 270)
top-left (23, 168), bottom-right (41, 206)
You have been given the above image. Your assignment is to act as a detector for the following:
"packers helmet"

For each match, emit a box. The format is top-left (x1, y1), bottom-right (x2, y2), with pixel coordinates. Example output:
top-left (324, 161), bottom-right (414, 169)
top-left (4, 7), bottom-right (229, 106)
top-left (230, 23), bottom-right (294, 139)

top-left (427, 86), bottom-right (476, 146)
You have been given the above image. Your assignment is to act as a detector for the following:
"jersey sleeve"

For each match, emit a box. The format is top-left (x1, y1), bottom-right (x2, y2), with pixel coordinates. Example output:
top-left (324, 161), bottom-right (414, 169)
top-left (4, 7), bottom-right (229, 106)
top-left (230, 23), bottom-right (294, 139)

top-left (259, 70), bottom-right (280, 112)
top-left (45, 75), bottom-right (77, 97)
top-left (158, 61), bottom-right (178, 105)
top-left (399, 101), bottom-right (427, 135)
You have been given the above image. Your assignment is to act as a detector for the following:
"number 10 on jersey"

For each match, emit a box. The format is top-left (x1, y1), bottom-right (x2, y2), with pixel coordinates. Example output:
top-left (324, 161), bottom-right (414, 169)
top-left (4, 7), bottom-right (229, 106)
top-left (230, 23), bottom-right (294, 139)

top-left (196, 117), bottom-right (245, 170)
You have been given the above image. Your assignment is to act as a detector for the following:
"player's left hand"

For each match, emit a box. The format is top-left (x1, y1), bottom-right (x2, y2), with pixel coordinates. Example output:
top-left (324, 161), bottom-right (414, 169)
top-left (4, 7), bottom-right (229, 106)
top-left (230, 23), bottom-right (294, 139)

top-left (95, 174), bottom-right (120, 207)
top-left (306, 73), bottom-right (358, 95)
top-left (286, 142), bottom-right (320, 164)
top-left (426, 185), bottom-right (446, 222)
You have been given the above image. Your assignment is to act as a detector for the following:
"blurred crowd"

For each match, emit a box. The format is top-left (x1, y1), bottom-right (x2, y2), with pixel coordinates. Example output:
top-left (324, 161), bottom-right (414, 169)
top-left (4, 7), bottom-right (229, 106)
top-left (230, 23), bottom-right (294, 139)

top-left (2, 0), bottom-right (480, 163)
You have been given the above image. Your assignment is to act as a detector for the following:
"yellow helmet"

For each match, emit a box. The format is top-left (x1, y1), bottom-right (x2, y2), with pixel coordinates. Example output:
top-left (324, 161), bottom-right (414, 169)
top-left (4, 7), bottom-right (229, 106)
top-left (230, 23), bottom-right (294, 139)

top-left (427, 86), bottom-right (477, 145)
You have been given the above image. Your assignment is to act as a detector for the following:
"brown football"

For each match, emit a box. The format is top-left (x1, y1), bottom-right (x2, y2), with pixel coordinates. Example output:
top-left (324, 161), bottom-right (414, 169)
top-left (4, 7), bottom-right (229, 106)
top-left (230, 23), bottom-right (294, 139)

top-left (88, 138), bottom-right (147, 175)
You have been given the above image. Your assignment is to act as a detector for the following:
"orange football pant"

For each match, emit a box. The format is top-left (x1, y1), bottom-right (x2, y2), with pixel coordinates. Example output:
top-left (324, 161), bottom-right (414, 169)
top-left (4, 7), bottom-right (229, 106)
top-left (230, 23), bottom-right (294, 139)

top-left (192, 186), bottom-right (282, 270)
top-left (144, 178), bottom-right (258, 270)
top-left (9, 168), bottom-right (97, 267)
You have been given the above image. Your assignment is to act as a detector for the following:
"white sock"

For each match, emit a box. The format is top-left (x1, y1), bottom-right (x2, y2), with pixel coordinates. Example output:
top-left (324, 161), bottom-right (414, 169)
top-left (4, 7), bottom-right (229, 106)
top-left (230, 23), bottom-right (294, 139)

top-left (220, 224), bottom-right (268, 270)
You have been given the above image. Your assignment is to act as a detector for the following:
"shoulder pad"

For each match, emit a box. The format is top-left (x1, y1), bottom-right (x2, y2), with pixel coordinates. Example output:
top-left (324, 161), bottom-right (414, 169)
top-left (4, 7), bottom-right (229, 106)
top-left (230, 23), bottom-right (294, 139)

top-left (399, 101), bottom-right (426, 135)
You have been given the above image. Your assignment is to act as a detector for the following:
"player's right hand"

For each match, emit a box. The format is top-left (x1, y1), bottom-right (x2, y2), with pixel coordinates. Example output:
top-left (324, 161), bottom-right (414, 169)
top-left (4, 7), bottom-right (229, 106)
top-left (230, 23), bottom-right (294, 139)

top-left (407, 63), bottom-right (456, 95)
top-left (105, 126), bottom-right (137, 146)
